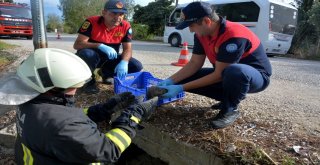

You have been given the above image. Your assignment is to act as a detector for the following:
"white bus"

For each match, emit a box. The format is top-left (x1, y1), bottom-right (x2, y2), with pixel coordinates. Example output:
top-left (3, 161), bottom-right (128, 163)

top-left (163, 0), bottom-right (297, 55)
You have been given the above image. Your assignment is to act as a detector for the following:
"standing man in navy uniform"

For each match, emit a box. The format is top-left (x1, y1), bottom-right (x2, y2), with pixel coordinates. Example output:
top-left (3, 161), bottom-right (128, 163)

top-left (158, 2), bottom-right (272, 129)
top-left (74, 0), bottom-right (143, 94)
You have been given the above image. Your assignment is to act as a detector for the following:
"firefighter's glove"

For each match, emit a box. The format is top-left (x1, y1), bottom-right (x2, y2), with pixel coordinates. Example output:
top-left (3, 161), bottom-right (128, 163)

top-left (111, 96), bottom-right (159, 131)
top-left (86, 92), bottom-right (135, 122)
top-left (135, 96), bottom-right (159, 120)
top-left (157, 78), bottom-right (174, 86)
top-left (147, 86), bottom-right (168, 99)
top-left (160, 85), bottom-right (183, 98)
top-left (115, 60), bottom-right (129, 79)
top-left (98, 44), bottom-right (118, 60)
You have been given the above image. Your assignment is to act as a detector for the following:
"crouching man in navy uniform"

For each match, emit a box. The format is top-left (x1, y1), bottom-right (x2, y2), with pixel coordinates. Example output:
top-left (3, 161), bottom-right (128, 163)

top-left (158, 2), bottom-right (272, 129)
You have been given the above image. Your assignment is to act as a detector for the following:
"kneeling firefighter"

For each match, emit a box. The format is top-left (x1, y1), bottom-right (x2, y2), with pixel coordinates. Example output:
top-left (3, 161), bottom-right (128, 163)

top-left (0, 48), bottom-right (158, 164)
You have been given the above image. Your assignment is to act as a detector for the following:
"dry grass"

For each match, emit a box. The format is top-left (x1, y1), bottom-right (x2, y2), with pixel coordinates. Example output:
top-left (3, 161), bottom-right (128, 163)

top-left (290, 40), bottom-right (320, 61)
top-left (0, 42), bottom-right (17, 71)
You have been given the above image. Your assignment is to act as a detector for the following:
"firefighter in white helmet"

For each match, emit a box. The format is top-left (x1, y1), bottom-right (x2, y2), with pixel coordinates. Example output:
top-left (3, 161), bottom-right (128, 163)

top-left (0, 48), bottom-right (158, 164)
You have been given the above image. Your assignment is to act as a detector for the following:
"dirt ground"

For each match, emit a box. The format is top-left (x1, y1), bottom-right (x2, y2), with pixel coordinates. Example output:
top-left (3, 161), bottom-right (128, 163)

top-left (0, 47), bottom-right (319, 164)
top-left (53, 78), bottom-right (319, 164)
top-left (75, 84), bottom-right (320, 164)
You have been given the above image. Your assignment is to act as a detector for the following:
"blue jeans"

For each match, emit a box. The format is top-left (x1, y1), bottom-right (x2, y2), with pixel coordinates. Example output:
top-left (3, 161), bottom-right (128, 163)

top-left (76, 49), bottom-right (143, 83)
top-left (178, 64), bottom-right (270, 113)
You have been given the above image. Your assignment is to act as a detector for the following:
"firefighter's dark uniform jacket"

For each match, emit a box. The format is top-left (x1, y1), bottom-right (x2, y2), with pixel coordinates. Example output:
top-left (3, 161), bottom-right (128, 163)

top-left (15, 94), bottom-right (135, 165)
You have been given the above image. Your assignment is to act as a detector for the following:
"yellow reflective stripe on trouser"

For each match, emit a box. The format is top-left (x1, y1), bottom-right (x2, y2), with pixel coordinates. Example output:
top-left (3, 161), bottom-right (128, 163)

top-left (130, 115), bottom-right (141, 124)
top-left (105, 128), bottom-right (131, 153)
top-left (21, 143), bottom-right (34, 165)
top-left (83, 108), bottom-right (89, 115)
top-left (90, 163), bottom-right (102, 165)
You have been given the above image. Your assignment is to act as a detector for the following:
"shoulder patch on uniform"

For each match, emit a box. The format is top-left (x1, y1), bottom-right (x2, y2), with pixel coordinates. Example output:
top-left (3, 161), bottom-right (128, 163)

top-left (128, 28), bottom-right (132, 35)
top-left (226, 43), bottom-right (238, 53)
top-left (81, 21), bottom-right (91, 31)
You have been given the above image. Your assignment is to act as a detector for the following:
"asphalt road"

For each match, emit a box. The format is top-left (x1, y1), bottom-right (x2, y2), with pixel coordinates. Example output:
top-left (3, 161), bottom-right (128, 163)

top-left (3, 33), bottom-right (319, 85)
top-left (1, 33), bottom-right (320, 136)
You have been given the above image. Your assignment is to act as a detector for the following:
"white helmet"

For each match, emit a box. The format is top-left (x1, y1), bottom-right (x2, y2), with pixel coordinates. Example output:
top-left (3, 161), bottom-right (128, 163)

top-left (17, 48), bottom-right (92, 93)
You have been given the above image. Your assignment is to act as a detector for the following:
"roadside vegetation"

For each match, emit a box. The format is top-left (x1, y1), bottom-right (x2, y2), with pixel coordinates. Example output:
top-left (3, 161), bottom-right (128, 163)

top-left (289, 0), bottom-right (320, 60)
top-left (130, 24), bottom-right (155, 41)
top-left (50, 0), bottom-right (174, 40)
top-left (0, 41), bottom-right (16, 71)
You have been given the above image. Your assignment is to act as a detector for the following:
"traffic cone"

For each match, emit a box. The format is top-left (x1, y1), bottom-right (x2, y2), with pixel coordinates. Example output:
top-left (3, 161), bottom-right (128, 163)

top-left (56, 32), bottom-right (61, 39)
top-left (171, 42), bottom-right (189, 66)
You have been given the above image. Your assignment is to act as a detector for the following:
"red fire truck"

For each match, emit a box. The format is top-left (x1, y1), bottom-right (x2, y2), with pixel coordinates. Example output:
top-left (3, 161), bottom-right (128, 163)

top-left (0, 2), bottom-right (33, 39)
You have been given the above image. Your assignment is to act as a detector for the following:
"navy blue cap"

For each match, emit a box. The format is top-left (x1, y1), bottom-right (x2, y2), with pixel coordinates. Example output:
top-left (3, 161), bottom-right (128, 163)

top-left (104, 0), bottom-right (127, 13)
top-left (176, 2), bottom-right (212, 30)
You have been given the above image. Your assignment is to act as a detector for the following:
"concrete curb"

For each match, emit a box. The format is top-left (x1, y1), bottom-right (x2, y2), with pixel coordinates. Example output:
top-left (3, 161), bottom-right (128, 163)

top-left (0, 105), bottom-right (16, 116)
top-left (134, 123), bottom-right (224, 165)
top-left (0, 41), bottom-right (221, 163)
top-left (0, 119), bottom-right (224, 164)
top-left (0, 123), bottom-right (16, 148)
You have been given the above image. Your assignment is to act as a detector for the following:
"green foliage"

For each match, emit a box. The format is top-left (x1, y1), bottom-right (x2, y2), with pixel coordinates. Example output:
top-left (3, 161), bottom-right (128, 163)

top-left (59, 0), bottom-right (105, 33)
top-left (0, 41), bottom-right (17, 68)
top-left (236, 148), bottom-right (275, 165)
top-left (4, 0), bottom-right (13, 3)
top-left (0, 56), bottom-right (10, 68)
top-left (307, 1), bottom-right (320, 57)
top-left (281, 156), bottom-right (296, 165)
top-left (292, 0), bottom-right (317, 44)
top-left (46, 13), bottom-right (63, 32)
top-left (131, 23), bottom-right (149, 40)
top-left (0, 41), bottom-right (15, 50)
top-left (131, 23), bottom-right (154, 40)
top-left (62, 25), bottom-right (73, 34)
top-left (133, 0), bottom-right (175, 35)
top-left (308, 1), bottom-right (320, 34)
top-left (59, 0), bottom-right (136, 34)
top-left (290, 0), bottom-right (320, 59)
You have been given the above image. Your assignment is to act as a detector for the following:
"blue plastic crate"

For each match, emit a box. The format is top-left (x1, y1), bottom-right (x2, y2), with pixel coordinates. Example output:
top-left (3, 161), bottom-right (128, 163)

top-left (114, 72), bottom-right (185, 105)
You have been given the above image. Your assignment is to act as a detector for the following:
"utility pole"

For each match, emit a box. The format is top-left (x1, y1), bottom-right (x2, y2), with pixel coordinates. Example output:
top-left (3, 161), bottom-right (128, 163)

top-left (175, 0), bottom-right (178, 7)
top-left (30, 0), bottom-right (48, 49)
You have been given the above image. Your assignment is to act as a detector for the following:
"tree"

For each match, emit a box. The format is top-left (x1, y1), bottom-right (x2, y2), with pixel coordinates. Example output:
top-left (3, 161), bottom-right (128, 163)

top-left (46, 13), bottom-right (63, 32)
top-left (307, 1), bottom-right (320, 55)
top-left (59, 0), bottom-right (136, 33)
top-left (290, 0), bottom-right (316, 53)
top-left (132, 5), bottom-right (144, 23)
top-left (59, 0), bottom-right (104, 33)
top-left (125, 0), bottom-right (135, 20)
top-left (133, 0), bottom-right (174, 35)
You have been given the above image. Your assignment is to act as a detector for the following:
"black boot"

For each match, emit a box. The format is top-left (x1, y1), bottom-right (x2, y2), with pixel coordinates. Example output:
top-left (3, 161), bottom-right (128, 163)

top-left (211, 102), bottom-right (223, 110)
top-left (82, 79), bottom-right (99, 94)
top-left (210, 110), bottom-right (240, 129)
top-left (98, 69), bottom-right (114, 85)
top-left (102, 77), bottom-right (114, 85)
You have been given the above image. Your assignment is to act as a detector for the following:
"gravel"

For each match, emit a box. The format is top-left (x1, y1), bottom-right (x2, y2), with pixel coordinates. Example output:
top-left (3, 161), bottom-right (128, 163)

top-left (132, 44), bottom-right (320, 164)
